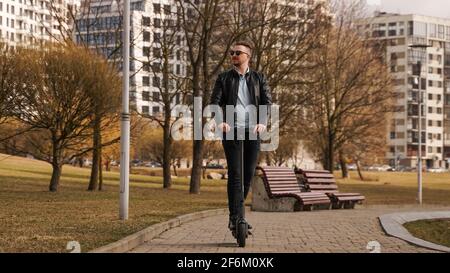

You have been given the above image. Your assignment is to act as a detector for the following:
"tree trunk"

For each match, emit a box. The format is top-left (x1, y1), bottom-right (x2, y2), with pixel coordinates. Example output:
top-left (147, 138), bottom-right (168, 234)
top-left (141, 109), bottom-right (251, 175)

top-left (98, 132), bottom-right (103, 191)
top-left (172, 163), bottom-right (178, 177)
top-left (163, 118), bottom-right (172, 189)
top-left (190, 139), bottom-right (204, 194)
top-left (356, 159), bottom-right (365, 181)
top-left (88, 115), bottom-right (101, 191)
top-left (339, 150), bottom-right (349, 179)
top-left (105, 158), bottom-right (111, 172)
top-left (49, 142), bottom-right (63, 192)
top-left (324, 131), bottom-right (335, 172)
top-left (49, 163), bottom-right (62, 192)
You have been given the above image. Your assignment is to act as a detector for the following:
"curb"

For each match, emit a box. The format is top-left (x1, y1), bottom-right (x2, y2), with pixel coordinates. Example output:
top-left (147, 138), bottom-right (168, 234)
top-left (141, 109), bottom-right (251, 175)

top-left (379, 211), bottom-right (450, 253)
top-left (89, 208), bottom-right (228, 253)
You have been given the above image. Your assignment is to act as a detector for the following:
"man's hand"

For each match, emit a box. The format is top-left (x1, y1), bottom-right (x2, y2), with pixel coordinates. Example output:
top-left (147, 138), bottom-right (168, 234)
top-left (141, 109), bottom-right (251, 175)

top-left (218, 122), bottom-right (231, 133)
top-left (253, 124), bottom-right (267, 134)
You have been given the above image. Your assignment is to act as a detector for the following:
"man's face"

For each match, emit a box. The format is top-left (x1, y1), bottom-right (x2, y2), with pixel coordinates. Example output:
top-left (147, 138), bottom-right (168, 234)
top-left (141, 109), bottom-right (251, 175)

top-left (230, 45), bottom-right (251, 66)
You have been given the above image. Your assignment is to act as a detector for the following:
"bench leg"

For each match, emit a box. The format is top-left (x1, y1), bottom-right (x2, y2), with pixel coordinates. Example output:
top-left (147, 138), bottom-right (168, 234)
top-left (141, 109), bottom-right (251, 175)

top-left (343, 201), bottom-right (355, 209)
top-left (331, 201), bottom-right (341, 209)
top-left (294, 201), bottom-right (303, 211)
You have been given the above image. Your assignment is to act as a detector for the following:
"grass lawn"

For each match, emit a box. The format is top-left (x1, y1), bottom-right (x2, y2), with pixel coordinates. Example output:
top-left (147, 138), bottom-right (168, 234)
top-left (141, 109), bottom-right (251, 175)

top-left (404, 219), bottom-right (450, 248)
top-left (1, 153), bottom-right (450, 252)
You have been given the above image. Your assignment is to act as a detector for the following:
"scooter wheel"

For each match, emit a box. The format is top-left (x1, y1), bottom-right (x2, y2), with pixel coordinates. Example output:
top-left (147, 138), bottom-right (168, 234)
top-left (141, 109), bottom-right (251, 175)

top-left (237, 222), bottom-right (247, 247)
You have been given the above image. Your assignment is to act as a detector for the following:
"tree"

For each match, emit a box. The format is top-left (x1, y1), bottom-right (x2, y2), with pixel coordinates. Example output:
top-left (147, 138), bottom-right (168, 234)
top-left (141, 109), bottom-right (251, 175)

top-left (0, 43), bottom-right (16, 125)
top-left (176, 0), bottom-right (291, 194)
top-left (86, 57), bottom-right (121, 191)
top-left (11, 45), bottom-right (112, 192)
top-left (300, 1), bottom-right (394, 172)
top-left (136, 125), bottom-right (192, 177)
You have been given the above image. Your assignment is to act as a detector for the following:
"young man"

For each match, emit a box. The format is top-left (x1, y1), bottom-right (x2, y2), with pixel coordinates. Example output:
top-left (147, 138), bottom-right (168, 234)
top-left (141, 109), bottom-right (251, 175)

top-left (209, 41), bottom-right (272, 231)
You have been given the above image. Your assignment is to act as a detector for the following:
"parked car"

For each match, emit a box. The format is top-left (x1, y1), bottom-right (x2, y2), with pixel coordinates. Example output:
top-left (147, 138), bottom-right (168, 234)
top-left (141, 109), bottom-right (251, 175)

top-left (347, 164), bottom-right (357, 171)
top-left (131, 159), bottom-right (144, 167)
top-left (205, 163), bottom-right (225, 169)
top-left (145, 161), bottom-right (162, 168)
top-left (427, 167), bottom-right (448, 173)
top-left (397, 166), bottom-right (413, 172)
top-left (368, 164), bottom-right (393, 171)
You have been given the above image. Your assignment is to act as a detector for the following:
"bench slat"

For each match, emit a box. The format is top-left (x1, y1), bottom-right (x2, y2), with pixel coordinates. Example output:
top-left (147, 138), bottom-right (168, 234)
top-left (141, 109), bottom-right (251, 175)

top-left (303, 173), bottom-right (334, 178)
top-left (308, 184), bottom-right (338, 190)
top-left (303, 178), bottom-right (336, 184)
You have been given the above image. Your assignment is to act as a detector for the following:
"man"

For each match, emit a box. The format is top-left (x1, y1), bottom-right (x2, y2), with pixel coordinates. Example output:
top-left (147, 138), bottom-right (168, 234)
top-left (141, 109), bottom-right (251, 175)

top-left (209, 41), bottom-right (272, 231)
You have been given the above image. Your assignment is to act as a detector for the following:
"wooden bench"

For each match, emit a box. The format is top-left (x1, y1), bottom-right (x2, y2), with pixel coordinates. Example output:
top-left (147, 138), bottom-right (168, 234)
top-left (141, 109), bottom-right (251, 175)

top-left (256, 166), bottom-right (331, 211)
top-left (295, 169), bottom-right (365, 209)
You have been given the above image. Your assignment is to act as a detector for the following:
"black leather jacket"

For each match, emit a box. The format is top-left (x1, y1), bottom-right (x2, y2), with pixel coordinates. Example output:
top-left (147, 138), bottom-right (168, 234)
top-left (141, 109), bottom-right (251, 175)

top-left (209, 67), bottom-right (273, 127)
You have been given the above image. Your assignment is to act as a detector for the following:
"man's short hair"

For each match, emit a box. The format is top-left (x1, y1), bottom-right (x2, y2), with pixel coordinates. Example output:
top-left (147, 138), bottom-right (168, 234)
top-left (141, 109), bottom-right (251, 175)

top-left (233, 40), bottom-right (253, 56)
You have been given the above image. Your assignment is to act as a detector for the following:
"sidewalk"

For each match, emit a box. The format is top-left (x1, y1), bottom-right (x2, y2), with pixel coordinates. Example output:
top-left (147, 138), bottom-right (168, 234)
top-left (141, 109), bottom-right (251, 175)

top-left (128, 205), bottom-right (449, 253)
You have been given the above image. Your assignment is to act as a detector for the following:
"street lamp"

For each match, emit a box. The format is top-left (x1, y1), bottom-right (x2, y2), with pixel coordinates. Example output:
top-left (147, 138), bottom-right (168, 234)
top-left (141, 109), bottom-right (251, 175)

top-left (408, 43), bottom-right (432, 205)
top-left (120, 0), bottom-right (131, 220)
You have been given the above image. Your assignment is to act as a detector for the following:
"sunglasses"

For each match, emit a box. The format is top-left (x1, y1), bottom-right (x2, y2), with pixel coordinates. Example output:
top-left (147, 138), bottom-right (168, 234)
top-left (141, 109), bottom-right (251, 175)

top-left (229, 50), bottom-right (249, 56)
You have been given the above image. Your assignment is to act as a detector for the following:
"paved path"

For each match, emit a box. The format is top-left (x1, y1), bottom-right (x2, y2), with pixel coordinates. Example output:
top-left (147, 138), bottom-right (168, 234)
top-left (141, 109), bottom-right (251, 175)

top-left (129, 205), bottom-right (450, 253)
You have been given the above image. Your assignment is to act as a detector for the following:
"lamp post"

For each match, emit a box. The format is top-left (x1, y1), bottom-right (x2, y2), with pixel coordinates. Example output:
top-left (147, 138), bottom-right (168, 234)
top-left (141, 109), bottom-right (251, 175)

top-left (408, 43), bottom-right (432, 205)
top-left (120, 0), bottom-right (131, 220)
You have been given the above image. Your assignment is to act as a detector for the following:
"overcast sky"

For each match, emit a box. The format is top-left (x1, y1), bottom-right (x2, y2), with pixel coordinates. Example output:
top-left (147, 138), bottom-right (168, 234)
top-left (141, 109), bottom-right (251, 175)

top-left (366, 0), bottom-right (450, 19)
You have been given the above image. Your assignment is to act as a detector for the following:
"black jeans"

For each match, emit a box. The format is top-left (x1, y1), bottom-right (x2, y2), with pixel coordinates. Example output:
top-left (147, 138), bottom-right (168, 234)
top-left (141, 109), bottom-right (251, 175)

top-left (222, 127), bottom-right (260, 220)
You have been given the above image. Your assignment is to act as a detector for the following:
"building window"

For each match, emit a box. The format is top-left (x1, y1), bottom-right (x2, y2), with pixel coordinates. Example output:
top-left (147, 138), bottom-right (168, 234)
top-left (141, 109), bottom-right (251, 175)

top-left (143, 31), bottom-right (151, 42)
top-left (153, 76), bottom-right (161, 87)
top-left (142, 106), bottom-right (149, 114)
top-left (153, 47), bottom-right (161, 58)
top-left (164, 5), bottom-right (171, 15)
top-left (143, 16), bottom-right (151, 27)
top-left (143, 76), bottom-right (150, 86)
top-left (143, 47), bottom-right (150, 57)
top-left (153, 3), bottom-right (161, 13)
top-left (154, 32), bottom-right (160, 43)
top-left (154, 18), bottom-right (161, 28)
top-left (152, 106), bottom-right (160, 113)
top-left (153, 92), bottom-right (160, 102)
top-left (142, 91), bottom-right (150, 101)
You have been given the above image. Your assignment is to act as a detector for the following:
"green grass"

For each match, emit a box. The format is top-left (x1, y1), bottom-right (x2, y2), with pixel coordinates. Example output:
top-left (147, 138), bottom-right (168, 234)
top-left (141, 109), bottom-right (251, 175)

top-left (0, 154), bottom-right (228, 253)
top-left (1, 153), bottom-right (450, 252)
top-left (404, 219), bottom-right (450, 248)
top-left (334, 171), bottom-right (450, 205)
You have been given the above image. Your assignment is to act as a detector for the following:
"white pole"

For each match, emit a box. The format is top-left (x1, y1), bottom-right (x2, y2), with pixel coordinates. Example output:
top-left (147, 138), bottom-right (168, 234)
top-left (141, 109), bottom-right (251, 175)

top-left (417, 61), bottom-right (422, 205)
top-left (120, 0), bottom-right (131, 220)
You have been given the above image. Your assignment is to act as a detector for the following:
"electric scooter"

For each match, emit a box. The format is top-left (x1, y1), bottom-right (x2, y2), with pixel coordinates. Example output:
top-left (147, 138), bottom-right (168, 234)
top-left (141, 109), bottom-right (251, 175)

top-left (231, 137), bottom-right (249, 247)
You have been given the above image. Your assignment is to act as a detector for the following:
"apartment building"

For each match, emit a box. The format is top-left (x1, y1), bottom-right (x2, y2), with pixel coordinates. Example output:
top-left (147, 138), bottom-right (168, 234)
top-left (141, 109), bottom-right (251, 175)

top-left (356, 12), bottom-right (450, 169)
top-left (0, 0), bottom-right (80, 47)
top-left (75, 0), bottom-right (187, 117)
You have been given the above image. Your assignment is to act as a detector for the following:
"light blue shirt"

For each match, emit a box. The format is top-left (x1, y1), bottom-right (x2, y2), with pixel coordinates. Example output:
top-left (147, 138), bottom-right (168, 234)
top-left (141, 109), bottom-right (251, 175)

top-left (235, 67), bottom-right (251, 129)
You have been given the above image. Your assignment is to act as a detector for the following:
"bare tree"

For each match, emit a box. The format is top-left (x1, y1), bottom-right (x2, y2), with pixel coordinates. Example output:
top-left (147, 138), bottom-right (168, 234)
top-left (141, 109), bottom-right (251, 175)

top-left (132, 3), bottom-right (189, 188)
top-left (0, 43), bottom-right (21, 127)
top-left (301, 1), bottom-right (395, 172)
top-left (11, 45), bottom-right (115, 192)
top-left (176, 0), bottom-right (294, 193)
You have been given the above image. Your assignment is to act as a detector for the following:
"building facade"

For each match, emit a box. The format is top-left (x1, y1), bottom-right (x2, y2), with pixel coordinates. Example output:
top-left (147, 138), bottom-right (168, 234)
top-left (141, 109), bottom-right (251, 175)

top-left (357, 12), bottom-right (450, 169)
top-left (0, 0), bottom-right (80, 47)
top-left (75, 0), bottom-right (187, 117)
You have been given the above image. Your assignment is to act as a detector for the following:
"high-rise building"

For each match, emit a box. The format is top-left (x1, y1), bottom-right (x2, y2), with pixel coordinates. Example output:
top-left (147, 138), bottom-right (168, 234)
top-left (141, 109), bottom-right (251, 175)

top-left (356, 12), bottom-right (450, 170)
top-left (75, 0), bottom-right (186, 116)
top-left (0, 0), bottom-right (80, 47)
